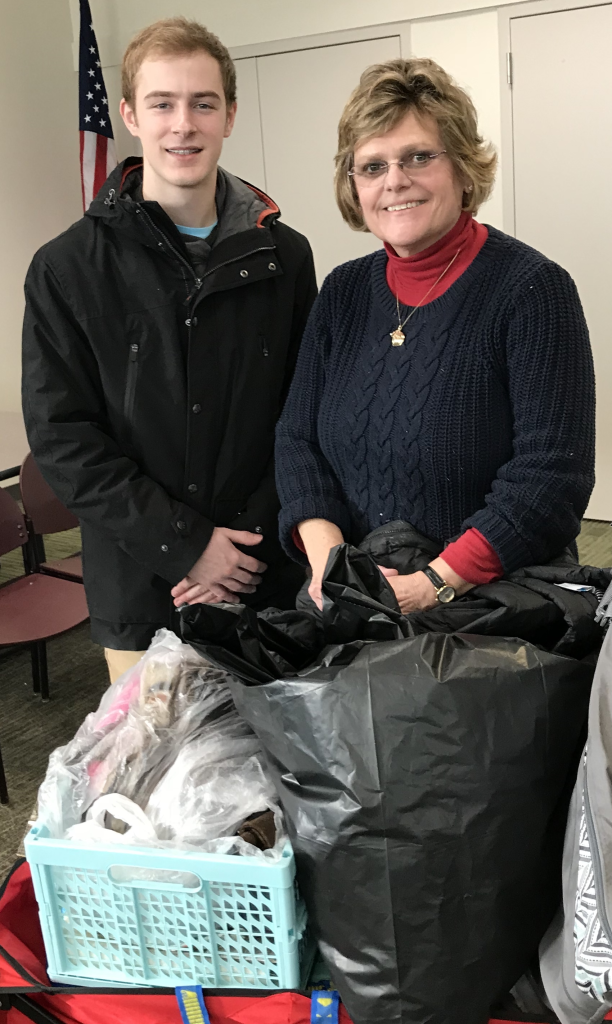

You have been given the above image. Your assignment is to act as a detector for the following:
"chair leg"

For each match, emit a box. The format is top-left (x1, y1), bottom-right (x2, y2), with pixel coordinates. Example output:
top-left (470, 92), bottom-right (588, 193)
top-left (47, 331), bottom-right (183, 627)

top-left (31, 645), bottom-right (41, 694)
top-left (0, 742), bottom-right (8, 804)
top-left (35, 534), bottom-right (46, 565)
top-left (31, 642), bottom-right (50, 701)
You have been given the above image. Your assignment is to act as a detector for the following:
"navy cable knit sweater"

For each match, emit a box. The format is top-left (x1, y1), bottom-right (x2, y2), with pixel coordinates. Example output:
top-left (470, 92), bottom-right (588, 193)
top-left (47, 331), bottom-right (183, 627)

top-left (275, 227), bottom-right (595, 572)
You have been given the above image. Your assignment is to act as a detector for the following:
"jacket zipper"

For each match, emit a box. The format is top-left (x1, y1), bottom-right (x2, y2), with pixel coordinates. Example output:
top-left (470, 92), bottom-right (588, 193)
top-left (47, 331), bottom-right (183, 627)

top-left (137, 205), bottom-right (276, 301)
top-left (584, 770), bottom-right (612, 947)
top-left (123, 342), bottom-right (140, 423)
top-left (137, 206), bottom-right (202, 296)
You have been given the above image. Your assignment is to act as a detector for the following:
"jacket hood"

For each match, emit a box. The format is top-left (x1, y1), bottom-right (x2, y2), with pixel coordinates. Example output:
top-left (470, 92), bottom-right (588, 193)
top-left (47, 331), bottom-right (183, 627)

top-left (86, 156), bottom-right (281, 244)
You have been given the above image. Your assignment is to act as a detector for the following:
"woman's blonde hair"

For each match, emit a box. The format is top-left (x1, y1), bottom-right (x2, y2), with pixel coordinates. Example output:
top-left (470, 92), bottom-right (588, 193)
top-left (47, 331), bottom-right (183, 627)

top-left (335, 57), bottom-right (497, 231)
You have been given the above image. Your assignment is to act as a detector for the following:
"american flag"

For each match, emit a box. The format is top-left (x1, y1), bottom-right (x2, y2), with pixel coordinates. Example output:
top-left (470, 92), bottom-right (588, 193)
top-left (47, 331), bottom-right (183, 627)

top-left (79, 0), bottom-right (116, 211)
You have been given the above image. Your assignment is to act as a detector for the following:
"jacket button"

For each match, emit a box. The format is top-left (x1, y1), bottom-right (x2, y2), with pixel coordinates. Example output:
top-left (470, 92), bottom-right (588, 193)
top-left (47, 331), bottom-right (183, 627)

top-left (161, 544), bottom-right (168, 552)
top-left (240, 269), bottom-right (249, 278)
top-left (176, 520), bottom-right (186, 530)
top-left (185, 319), bottom-right (191, 326)
top-left (130, 343), bottom-right (139, 352)
top-left (254, 526), bottom-right (263, 534)
top-left (192, 403), bottom-right (201, 414)
top-left (158, 242), bottom-right (164, 249)
top-left (187, 483), bottom-right (197, 493)
top-left (268, 262), bottom-right (276, 271)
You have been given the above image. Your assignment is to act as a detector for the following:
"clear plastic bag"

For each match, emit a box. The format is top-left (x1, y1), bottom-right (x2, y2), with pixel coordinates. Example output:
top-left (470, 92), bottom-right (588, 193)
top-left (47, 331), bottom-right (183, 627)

top-left (147, 742), bottom-right (277, 844)
top-left (36, 629), bottom-right (284, 858)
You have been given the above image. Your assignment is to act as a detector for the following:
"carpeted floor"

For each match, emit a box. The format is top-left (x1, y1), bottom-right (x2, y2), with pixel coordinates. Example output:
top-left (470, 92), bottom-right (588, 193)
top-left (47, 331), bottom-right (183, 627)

top-left (0, 527), bottom-right (107, 877)
top-left (1, 519), bottom-right (612, 880)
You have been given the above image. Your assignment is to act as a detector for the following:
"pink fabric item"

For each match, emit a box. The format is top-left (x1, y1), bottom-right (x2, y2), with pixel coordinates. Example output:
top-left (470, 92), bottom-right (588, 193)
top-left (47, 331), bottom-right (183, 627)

top-left (96, 671), bottom-right (141, 731)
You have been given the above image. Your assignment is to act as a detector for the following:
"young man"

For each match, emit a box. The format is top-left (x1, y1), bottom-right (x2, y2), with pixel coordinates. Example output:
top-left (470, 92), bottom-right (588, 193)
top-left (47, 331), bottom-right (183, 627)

top-left (22, 18), bottom-right (317, 681)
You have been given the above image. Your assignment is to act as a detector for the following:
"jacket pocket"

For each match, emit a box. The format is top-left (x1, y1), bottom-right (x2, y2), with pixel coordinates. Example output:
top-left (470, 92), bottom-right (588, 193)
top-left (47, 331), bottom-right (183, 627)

top-left (123, 342), bottom-right (140, 423)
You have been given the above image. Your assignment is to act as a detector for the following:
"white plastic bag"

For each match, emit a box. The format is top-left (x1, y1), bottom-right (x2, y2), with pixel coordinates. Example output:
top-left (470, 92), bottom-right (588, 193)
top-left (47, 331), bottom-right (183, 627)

top-left (65, 794), bottom-right (158, 846)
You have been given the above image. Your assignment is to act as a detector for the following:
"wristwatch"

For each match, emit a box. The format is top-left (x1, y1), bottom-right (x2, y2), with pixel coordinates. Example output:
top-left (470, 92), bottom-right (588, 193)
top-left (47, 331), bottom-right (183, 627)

top-left (423, 565), bottom-right (456, 604)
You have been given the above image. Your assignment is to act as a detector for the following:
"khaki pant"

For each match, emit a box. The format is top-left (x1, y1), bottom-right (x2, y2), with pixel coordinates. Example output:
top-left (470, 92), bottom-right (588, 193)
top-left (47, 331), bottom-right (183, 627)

top-left (104, 648), bottom-right (146, 684)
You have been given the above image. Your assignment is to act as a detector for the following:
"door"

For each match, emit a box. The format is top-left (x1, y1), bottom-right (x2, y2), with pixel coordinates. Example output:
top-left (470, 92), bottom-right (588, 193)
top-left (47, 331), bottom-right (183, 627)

top-left (220, 57), bottom-right (266, 188)
top-left (257, 36), bottom-right (401, 283)
top-left (510, 4), bottom-right (612, 517)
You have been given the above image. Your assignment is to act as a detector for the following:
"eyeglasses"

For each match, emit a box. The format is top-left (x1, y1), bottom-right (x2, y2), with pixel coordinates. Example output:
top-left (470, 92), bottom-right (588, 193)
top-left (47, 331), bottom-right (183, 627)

top-left (348, 150), bottom-right (447, 186)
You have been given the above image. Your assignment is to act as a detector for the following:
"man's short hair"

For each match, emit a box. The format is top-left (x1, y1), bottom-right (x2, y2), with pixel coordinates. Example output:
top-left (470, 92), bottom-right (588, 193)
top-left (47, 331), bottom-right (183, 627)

top-left (122, 16), bottom-right (237, 108)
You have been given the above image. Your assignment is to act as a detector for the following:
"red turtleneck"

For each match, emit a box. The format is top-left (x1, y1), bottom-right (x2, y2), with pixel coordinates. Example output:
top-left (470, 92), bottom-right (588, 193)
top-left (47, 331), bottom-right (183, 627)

top-left (293, 213), bottom-right (503, 587)
top-left (385, 209), bottom-right (488, 305)
top-left (385, 212), bottom-right (502, 586)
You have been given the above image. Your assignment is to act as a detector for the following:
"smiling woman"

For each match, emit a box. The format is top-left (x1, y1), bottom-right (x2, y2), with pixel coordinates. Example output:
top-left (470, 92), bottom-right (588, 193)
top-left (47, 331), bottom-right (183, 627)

top-left (274, 56), bottom-right (596, 616)
top-left (350, 111), bottom-right (464, 258)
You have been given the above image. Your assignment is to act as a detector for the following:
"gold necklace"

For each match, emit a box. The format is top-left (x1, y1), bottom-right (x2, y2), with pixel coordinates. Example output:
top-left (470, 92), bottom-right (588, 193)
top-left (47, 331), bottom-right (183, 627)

top-left (390, 245), bottom-right (464, 347)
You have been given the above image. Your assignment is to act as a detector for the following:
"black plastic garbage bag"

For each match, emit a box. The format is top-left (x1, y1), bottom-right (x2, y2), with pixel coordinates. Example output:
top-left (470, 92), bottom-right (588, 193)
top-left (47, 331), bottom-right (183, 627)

top-left (181, 534), bottom-right (604, 1024)
top-left (320, 521), bottom-right (609, 658)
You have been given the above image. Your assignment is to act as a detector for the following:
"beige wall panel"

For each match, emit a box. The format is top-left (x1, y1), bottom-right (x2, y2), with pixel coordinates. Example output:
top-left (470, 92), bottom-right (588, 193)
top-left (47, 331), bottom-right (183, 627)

top-left (257, 36), bottom-right (400, 283)
top-left (511, 5), bottom-right (612, 518)
top-left (410, 11), bottom-right (503, 230)
top-left (0, 0), bottom-right (82, 416)
top-left (0, 412), bottom-right (28, 475)
top-left (81, 0), bottom-right (530, 64)
top-left (103, 63), bottom-right (142, 162)
top-left (219, 58), bottom-right (266, 189)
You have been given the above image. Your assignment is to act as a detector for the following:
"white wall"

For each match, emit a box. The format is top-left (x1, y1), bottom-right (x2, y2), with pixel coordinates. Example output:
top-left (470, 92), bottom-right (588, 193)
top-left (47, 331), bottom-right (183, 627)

top-left (411, 11), bottom-right (503, 229)
top-left (78, 0), bottom-right (519, 61)
top-left (0, 0), bottom-right (82, 417)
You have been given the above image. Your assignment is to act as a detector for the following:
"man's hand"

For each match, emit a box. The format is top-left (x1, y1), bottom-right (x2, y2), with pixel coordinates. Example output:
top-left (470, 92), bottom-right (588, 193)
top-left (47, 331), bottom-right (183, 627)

top-left (170, 527), bottom-right (267, 607)
top-left (171, 577), bottom-right (235, 606)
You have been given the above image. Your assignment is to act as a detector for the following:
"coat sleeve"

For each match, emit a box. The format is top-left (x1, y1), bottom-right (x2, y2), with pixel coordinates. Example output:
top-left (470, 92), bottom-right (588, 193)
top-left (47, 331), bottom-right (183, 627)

top-left (275, 278), bottom-right (353, 562)
top-left (462, 261), bottom-right (595, 571)
top-left (22, 255), bottom-right (215, 584)
top-left (236, 241), bottom-right (319, 560)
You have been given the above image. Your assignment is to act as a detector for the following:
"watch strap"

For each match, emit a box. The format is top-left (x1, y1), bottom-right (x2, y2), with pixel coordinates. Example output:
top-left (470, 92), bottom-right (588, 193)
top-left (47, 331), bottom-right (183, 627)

top-left (423, 565), bottom-right (447, 591)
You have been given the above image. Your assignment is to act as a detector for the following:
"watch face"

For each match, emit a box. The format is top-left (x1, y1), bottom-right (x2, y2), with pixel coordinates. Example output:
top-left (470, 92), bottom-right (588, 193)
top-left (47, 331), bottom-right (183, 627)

top-left (437, 585), bottom-right (456, 604)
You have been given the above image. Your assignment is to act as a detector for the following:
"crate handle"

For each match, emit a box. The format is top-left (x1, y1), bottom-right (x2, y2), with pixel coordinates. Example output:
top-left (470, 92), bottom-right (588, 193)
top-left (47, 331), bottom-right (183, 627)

top-left (107, 865), bottom-right (203, 892)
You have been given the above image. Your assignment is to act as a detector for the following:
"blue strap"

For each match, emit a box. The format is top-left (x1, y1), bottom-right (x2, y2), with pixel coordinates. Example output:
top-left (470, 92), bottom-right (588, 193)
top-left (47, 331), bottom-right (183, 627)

top-left (175, 985), bottom-right (211, 1024)
top-left (311, 989), bottom-right (340, 1023)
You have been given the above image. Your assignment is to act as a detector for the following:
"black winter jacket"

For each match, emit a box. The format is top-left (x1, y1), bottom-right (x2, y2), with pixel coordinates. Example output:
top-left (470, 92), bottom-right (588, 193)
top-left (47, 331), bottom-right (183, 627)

top-left (22, 159), bottom-right (317, 648)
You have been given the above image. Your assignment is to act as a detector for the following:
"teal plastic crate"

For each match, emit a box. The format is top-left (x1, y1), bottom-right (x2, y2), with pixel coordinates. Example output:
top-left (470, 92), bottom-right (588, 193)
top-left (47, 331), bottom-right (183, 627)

top-left (25, 825), bottom-right (314, 990)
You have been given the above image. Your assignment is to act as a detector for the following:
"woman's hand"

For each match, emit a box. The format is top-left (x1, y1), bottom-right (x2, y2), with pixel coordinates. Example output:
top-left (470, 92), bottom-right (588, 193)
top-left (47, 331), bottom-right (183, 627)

top-left (308, 575), bottom-right (324, 609)
top-left (388, 558), bottom-right (473, 614)
top-left (378, 565), bottom-right (399, 580)
top-left (299, 519), bottom-right (345, 610)
top-left (388, 571), bottom-right (439, 614)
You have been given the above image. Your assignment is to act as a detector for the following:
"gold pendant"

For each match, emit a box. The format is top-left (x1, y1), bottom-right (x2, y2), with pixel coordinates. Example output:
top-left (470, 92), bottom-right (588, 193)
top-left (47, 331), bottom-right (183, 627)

top-left (390, 329), bottom-right (405, 347)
